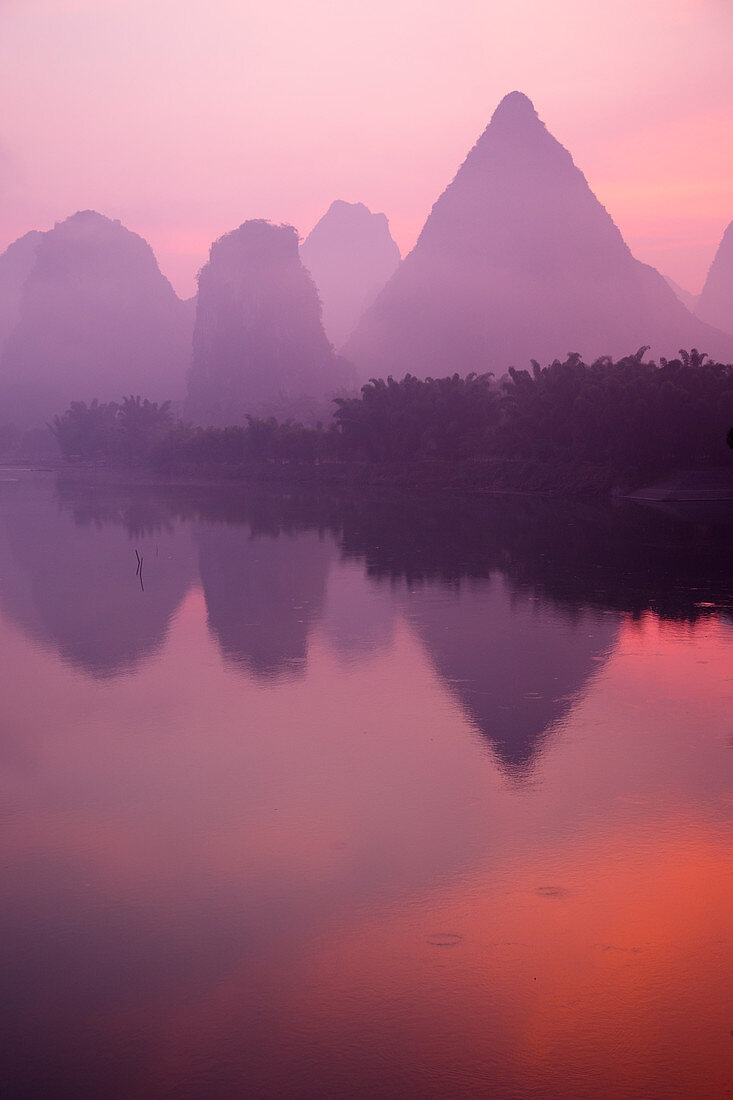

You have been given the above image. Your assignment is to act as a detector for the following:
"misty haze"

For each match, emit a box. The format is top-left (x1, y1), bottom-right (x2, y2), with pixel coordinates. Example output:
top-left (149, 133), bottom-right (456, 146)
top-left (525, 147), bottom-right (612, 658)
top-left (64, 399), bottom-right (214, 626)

top-left (1, 4), bottom-right (732, 1098)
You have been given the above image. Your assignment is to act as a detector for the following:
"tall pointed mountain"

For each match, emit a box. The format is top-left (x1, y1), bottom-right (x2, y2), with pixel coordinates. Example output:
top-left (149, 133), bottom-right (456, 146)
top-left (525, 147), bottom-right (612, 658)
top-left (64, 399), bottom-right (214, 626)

top-left (0, 230), bottom-right (44, 348)
top-left (695, 221), bottom-right (733, 336)
top-left (344, 92), bottom-right (733, 378)
top-left (0, 211), bottom-right (192, 426)
top-left (300, 200), bottom-right (400, 348)
top-left (186, 219), bottom-right (351, 426)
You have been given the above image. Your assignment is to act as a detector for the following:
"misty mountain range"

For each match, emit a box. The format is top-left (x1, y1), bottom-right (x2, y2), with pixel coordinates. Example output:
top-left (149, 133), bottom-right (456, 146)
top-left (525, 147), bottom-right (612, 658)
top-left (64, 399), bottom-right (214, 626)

top-left (1, 92), bottom-right (732, 433)
top-left (300, 200), bottom-right (401, 348)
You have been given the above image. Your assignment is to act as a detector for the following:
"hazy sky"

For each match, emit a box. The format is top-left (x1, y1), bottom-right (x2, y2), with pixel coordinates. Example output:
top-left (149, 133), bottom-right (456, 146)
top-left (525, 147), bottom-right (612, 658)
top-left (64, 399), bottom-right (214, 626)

top-left (2, 0), bottom-right (732, 297)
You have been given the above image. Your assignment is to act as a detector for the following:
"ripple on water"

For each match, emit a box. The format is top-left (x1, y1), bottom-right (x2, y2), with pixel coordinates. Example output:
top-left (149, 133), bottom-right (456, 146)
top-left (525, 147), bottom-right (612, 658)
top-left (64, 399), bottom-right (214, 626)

top-left (535, 885), bottom-right (571, 899)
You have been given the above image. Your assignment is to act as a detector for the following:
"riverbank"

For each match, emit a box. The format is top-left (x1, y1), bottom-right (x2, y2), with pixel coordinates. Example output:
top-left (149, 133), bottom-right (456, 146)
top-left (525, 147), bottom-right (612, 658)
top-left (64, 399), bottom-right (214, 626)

top-left (5, 455), bottom-right (733, 503)
top-left (33, 456), bottom-right (623, 497)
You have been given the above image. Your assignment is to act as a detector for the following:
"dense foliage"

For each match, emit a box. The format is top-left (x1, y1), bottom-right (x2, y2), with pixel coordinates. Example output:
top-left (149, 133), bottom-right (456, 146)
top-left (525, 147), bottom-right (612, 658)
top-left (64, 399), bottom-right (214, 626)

top-left (332, 373), bottom-right (501, 461)
top-left (330, 350), bottom-right (733, 475)
top-left (50, 350), bottom-right (733, 487)
top-left (153, 416), bottom-right (337, 471)
top-left (498, 348), bottom-right (733, 471)
top-left (51, 396), bottom-right (173, 461)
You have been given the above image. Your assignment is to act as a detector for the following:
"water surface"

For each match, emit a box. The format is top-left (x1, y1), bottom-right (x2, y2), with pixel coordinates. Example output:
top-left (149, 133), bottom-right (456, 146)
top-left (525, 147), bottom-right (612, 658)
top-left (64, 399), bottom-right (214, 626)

top-left (1, 473), bottom-right (731, 1098)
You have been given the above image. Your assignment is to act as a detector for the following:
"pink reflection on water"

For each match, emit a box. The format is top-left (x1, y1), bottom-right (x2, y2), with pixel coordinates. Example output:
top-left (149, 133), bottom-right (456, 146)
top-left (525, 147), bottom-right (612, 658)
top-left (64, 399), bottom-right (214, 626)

top-left (0, 570), bottom-right (730, 1096)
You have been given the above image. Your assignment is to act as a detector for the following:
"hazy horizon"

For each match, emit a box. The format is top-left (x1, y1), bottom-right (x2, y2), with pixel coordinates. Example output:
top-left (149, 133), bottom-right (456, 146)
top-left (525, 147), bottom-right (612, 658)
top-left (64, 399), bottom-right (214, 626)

top-left (2, 0), bottom-right (733, 297)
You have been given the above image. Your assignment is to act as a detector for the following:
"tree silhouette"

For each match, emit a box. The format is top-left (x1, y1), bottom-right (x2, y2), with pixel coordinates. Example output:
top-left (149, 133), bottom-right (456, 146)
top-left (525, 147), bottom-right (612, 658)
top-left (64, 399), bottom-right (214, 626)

top-left (50, 400), bottom-right (120, 459)
top-left (50, 348), bottom-right (733, 482)
top-left (118, 395), bottom-right (172, 459)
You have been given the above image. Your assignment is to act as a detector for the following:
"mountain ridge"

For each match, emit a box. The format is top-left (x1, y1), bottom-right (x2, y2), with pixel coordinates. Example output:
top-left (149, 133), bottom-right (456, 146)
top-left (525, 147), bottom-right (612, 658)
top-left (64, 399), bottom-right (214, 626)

top-left (186, 219), bottom-right (351, 425)
top-left (300, 200), bottom-right (400, 348)
top-left (695, 220), bottom-right (733, 336)
top-left (0, 211), bottom-right (193, 426)
top-left (343, 92), bottom-right (733, 376)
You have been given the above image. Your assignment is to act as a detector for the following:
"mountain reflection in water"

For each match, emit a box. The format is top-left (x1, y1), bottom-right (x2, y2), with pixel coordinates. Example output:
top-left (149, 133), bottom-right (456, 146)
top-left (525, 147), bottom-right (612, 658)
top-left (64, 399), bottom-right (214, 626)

top-left (0, 472), bottom-right (730, 1099)
top-left (0, 477), bottom-right (196, 677)
top-left (196, 522), bottom-right (335, 680)
top-left (399, 578), bottom-right (616, 771)
top-left (1, 476), bottom-right (729, 771)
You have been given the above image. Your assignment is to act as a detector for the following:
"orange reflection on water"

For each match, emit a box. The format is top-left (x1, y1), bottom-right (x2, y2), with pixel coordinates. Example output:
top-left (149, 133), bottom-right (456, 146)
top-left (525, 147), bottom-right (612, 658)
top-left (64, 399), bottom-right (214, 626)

top-left (259, 826), bottom-right (733, 1098)
top-left (90, 823), bottom-right (732, 1099)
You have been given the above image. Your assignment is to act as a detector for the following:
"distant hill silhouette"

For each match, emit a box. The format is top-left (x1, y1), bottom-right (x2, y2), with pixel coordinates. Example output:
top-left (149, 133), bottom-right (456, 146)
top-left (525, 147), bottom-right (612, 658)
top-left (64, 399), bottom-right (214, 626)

top-left (664, 275), bottom-right (699, 314)
top-left (300, 200), bottom-right (400, 348)
top-left (696, 221), bottom-right (733, 336)
top-left (186, 220), bottom-right (351, 426)
top-left (0, 211), bottom-right (192, 426)
top-left (0, 230), bottom-right (44, 350)
top-left (344, 92), bottom-right (733, 379)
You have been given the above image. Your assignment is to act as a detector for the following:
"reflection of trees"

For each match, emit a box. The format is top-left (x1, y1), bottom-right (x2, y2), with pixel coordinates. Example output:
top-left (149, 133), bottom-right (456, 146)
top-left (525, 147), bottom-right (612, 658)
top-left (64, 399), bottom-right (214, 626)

top-left (206, 488), bottom-right (731, 620)
top-left (58, 481), bottom-right (733, 627)
top-left (332, 494), bottom-right (733, 625)
top-left (152, 482), bottom-right (732, 628)
top-left (55, 479), bottom-right (178, 539)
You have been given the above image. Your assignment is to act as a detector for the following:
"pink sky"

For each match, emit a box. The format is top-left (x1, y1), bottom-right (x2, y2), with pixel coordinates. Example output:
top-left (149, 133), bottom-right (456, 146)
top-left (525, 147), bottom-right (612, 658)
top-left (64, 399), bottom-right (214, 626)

top-left (1, 0), bottom-right (732, 298)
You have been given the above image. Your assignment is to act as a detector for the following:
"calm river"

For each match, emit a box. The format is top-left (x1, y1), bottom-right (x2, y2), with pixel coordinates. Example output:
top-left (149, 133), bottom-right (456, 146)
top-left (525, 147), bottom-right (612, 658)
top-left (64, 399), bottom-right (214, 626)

top-left (1, 472), bottom-right (731, 1098)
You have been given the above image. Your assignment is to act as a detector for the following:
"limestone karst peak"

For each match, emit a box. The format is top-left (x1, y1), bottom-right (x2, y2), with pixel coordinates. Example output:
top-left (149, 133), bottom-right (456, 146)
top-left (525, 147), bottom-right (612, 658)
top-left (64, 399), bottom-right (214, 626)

top-left (0, 211), bottom-right (193, 425)
top-left (490, 90), bottom-right (540, 126)
top-left (326, 200), bottom-right (371, 217)
top-left (343, 92), bottom-right (733, 377)
top-left (300, 201), bottom-right (400, 348)
top-left (186, 218), bottom-right (348, 425)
